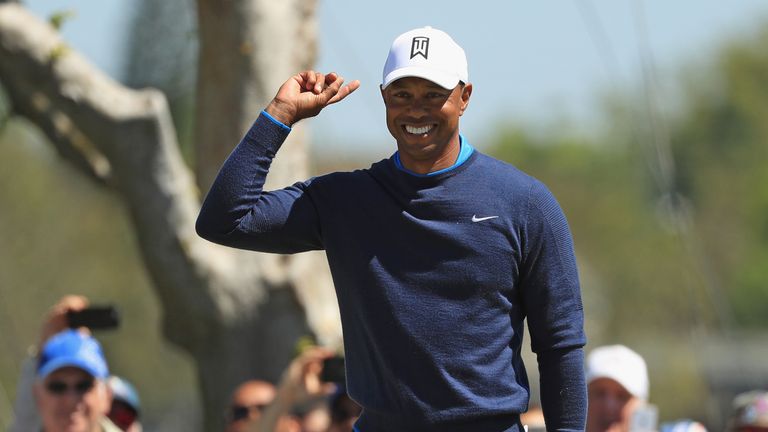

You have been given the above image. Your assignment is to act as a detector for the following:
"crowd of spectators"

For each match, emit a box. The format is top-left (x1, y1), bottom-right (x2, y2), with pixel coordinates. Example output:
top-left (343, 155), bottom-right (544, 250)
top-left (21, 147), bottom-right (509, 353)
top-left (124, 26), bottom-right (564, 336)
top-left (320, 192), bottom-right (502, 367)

top-left (8, 295), bottom-right (766, 432)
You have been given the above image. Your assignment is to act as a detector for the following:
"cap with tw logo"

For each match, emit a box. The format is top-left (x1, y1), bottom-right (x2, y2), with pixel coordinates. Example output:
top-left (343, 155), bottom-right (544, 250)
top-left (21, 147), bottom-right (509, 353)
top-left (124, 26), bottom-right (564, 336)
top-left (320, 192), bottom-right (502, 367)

top-left (382, 26), bottom-right (468, 90)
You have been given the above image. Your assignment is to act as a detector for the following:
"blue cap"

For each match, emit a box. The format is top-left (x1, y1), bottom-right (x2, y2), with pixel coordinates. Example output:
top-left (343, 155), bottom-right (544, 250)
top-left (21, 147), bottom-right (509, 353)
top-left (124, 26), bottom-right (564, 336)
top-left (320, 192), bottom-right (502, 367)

top-left (108, 376), bottom-right (141, 412)
top-left (37, 330), bottom-right (109, 379)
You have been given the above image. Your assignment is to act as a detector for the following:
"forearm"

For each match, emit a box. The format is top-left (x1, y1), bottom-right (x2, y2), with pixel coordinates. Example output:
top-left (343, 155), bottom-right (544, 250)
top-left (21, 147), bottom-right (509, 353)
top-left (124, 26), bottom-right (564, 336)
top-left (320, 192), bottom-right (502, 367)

top-left (250, 381), bottom-right (301, 432)
top-left (537, 346), bottom-right (586, 431)
top-left (196, 111), bottom-right (290, 240)
top-left (9, 355), bottom-right (42, 432)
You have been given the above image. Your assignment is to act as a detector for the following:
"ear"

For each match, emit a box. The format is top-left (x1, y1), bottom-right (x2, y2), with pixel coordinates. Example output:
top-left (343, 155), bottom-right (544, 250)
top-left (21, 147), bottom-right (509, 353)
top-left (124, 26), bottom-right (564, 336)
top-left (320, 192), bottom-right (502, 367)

top-left (380, 84), bottom-right (387, 103)
top-left (459, 83), bottom-right (472, 115)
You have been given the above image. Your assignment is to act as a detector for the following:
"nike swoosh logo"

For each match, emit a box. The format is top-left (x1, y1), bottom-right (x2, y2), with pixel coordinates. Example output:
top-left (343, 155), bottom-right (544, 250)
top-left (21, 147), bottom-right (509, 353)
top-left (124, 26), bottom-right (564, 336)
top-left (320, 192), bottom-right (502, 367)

top-left (471, 215), bottom-right (499, 222)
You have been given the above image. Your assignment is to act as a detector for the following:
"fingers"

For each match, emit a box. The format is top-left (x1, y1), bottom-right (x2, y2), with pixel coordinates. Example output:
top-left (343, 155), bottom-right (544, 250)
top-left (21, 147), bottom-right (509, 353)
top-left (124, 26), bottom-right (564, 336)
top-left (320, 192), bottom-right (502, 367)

top-left (297, 71), bottom-right (328, 94)
top-left (39, 295), bottom-right (90, 347)
top-left (297, 70), bottom-right (358, 99)
top-left (327, 78), bottom-right (360, 105)
top-left (296, 347), bottom-right (336, 397)
top-left (283, 71), bottom-right (359, 123)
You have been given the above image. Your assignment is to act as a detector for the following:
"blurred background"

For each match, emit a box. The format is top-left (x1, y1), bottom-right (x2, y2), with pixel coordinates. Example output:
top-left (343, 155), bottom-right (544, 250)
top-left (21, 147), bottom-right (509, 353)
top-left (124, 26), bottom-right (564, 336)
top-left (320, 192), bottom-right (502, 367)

top-left (1, 0), bottom-right (767, 430)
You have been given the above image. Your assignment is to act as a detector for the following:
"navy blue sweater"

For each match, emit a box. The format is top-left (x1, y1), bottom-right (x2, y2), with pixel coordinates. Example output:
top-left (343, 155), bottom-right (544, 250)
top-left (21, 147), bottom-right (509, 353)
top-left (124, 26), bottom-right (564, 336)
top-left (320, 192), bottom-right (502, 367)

top-left (196, 113), bottom-right (587, 431)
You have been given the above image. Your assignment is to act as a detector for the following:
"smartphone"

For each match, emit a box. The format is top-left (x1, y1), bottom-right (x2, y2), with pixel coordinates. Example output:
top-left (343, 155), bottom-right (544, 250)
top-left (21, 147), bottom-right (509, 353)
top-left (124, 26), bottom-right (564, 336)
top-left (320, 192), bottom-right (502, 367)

top-left (67, 306), bottom-right (120, 330)
top-left (320, 356), bottom-right (346, 383)
top-left (629, 403), bottom-right (658, 432)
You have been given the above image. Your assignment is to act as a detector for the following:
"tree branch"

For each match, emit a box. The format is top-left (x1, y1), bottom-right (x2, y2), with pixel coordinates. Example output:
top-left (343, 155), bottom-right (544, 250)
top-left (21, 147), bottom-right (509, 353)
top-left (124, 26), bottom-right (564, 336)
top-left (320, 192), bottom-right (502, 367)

top-left (0, 3), bottom-right (265, 346)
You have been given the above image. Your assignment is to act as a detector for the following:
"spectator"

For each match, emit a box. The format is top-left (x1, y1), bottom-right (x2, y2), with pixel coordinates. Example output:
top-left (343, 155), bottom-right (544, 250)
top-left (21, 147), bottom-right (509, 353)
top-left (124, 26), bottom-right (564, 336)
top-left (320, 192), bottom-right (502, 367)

top-left (34, 329), bottom-right (120, 432)
top-left (586, 344), bottom-right (650, 432)
top-left (225, 380), bottom-right (280, 432)
top-left (233, 347), bottom-right (338, 432)
top-left (10, 295), bottom-right (121, 432)
top-left (727, 390), bottom-right (768, 432)
top-left (107, 376), bottom-right (142, 432)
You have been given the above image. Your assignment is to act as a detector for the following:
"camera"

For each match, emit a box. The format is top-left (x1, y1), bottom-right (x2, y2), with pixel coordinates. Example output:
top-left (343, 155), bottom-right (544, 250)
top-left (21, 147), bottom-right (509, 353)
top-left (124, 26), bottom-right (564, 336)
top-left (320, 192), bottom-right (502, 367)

top-left (320, 356), bottom-right (346, 383)
top-left (67, 305), bottom-right (120, 330)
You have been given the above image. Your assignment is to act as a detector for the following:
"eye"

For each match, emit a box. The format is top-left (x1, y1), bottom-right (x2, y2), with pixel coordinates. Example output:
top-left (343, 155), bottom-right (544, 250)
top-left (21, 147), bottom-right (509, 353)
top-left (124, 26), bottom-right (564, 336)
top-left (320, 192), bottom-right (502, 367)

top-left (393, 91), bottom-right (410, 98)
top-left (427, 91), bottom-right (450, 100)
top-left (75, 379), bottom-right (95, 394)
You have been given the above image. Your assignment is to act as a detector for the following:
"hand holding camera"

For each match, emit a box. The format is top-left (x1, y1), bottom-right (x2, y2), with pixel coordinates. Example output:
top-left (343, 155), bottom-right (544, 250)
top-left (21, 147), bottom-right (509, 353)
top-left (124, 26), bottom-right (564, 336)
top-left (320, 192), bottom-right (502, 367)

top-left (38, 295), bottom-right (120, 349)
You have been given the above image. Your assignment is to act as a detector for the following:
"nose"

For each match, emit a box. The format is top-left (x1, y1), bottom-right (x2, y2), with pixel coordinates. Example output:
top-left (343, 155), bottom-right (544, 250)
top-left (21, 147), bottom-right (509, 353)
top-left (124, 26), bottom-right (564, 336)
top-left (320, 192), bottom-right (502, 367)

top-left (405, 97), bottom-right (429, 114)
top-left (55, 391), bottom-right (85, 415)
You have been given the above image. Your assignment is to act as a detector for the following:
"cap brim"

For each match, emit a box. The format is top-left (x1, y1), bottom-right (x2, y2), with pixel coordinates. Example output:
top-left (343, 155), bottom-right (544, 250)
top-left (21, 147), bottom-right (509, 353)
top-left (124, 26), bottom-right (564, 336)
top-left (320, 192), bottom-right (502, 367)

top-left (382, 66), bottom-right (460, 90)
top-left (38, 357), bottom-right (104, 380)
top-left (587, 372), bottom-right (645, 400)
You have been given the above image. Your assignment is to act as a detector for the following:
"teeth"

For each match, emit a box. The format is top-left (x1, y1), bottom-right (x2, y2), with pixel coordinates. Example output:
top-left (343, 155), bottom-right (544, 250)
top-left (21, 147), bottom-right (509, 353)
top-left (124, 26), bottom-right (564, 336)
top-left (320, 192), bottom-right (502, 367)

top-left (405, 125), bottom-right (433, 135)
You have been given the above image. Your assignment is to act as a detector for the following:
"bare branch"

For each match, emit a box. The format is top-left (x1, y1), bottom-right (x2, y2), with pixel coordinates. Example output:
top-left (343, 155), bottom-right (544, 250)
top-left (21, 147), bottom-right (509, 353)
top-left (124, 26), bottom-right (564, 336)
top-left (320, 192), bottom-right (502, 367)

top-left (1, 3), bottom-right (339, 428)
top-left (0, 3), bottom-right (264, 338)
top-left (0, 10), bottom-right (110, 182)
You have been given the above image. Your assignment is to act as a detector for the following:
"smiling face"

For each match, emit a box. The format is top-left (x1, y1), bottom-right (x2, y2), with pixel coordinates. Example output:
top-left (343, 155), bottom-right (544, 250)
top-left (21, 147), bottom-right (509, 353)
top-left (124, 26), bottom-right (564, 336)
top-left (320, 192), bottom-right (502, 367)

top-left (381, 77), bottom-right (472, 174)
top-left (35, 367), bottom-right (111, 432)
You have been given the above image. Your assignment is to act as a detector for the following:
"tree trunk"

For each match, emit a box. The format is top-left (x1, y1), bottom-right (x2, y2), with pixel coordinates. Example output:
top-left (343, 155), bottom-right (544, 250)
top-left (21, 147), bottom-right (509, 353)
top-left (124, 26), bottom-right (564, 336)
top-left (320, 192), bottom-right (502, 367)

top-left (194, 0), bottom-right (317, 192)
top-left (0, 2), bottom-right (339, 430)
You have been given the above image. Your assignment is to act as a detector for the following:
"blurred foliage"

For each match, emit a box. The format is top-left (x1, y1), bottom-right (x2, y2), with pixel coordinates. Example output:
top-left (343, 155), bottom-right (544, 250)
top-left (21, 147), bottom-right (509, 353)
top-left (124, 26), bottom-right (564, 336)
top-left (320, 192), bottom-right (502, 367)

top-left (670, 25), bottom-right (768, 328)
top-left (48, 10), bottom-right (75, 31)
top-left (488, 22), bottom-right (768, 335)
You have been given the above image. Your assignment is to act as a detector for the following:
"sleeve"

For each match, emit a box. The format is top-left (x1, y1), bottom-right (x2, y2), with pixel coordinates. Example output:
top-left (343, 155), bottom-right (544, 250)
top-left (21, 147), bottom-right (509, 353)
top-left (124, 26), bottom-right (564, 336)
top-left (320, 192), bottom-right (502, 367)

top-left (538, 347), bottom-right (587, 431)
top-left (519, 180), bottom-right (587, 431)
top-left (9, 356), bottom-right (42, 432)
top-left (195, 112), bottom-right (324, 254)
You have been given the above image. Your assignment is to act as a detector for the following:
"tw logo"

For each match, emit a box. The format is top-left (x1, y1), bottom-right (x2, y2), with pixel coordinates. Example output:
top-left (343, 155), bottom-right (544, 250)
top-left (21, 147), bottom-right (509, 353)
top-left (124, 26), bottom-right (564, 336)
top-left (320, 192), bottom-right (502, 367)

top-left (410, 36), bottom-right (429, 59)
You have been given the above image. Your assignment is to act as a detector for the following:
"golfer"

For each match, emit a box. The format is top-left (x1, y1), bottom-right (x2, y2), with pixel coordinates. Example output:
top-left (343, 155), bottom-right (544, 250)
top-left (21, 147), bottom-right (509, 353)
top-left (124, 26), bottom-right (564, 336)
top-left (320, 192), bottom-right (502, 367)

top-left (197, 26), bottom-right (587, 432)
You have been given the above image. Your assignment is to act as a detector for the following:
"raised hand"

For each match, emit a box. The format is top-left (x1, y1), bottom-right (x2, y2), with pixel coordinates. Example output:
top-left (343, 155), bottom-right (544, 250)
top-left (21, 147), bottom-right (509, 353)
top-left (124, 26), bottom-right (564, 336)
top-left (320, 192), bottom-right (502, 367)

top-left (39, 295), bottom-right (90, 348)
top-left (265, 71), bottom-right (360, 126)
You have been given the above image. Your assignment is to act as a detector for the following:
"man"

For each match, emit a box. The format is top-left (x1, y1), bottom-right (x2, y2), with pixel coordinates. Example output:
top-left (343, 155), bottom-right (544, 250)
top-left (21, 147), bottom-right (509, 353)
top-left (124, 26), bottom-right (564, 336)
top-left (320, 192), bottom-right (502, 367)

top-left (197, 26), bottom-right (586, 431)
top-left (10, 296), bottom-right (122, 432)
top-left (225, 380), bottom-right (278, 432)
top-left (34, 329), bottom-right (121, 432)
top-left (585, 344), bottom-right (650, 432)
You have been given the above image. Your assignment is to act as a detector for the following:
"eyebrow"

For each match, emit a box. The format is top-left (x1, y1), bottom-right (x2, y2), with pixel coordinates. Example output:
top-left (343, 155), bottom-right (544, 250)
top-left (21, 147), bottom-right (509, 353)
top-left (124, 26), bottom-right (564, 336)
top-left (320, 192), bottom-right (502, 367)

top-left (389, 81), bottom-right (447, 90)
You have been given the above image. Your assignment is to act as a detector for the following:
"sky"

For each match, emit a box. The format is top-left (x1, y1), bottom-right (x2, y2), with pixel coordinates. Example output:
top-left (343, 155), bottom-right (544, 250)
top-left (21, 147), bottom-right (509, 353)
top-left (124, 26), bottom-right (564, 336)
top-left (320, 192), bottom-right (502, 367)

top-left (22, 0), bottom-right (768, 156)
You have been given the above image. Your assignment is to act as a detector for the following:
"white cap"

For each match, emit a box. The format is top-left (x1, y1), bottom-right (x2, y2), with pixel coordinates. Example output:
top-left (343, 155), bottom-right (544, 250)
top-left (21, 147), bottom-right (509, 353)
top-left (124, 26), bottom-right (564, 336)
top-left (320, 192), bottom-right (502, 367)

top-left (382, 26), bottom-right (468, 90)
top-left (586, 345), bottom-right (649, 400)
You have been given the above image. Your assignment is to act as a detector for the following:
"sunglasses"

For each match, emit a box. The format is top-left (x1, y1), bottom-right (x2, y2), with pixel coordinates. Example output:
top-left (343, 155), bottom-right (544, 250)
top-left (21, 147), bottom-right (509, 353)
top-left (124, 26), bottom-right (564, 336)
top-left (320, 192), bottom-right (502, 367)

top-left (228, 403), bottom-right (269, 422)
top-left (45, 378), bottom-right (95, 396)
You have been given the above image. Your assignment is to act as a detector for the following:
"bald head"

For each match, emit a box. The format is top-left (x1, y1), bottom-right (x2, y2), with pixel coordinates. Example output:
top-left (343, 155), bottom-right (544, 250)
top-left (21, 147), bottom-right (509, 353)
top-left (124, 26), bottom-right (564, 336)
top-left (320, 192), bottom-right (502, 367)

top-left (225, 380), bottom-right (276, 432)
